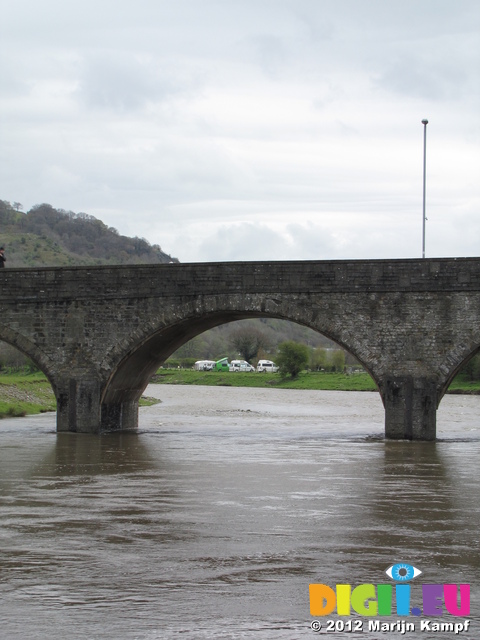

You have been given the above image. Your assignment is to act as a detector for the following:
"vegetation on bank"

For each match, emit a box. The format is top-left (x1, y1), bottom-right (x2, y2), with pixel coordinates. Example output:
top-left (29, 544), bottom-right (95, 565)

top-left (151, 369), bottom-right (379, 390)
top-left (275, 341), bottom-right (310, 379)
top-left (446, 372), bottom-right (480, 394)
top-left (151, 368), bottom-right (480, 393)
top-left (0, 371), bottom-right (56, 418)
top-left (0, 370), bottom-right (158, 419)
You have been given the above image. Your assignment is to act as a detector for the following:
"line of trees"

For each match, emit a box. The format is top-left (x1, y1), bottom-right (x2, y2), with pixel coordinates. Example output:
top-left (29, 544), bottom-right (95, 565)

top-left (166, 325), bottom-right (480, 384)
top-left (168, 319), bottom-right (338, 365)
top-left (165, 319), bottom-right (355, 377)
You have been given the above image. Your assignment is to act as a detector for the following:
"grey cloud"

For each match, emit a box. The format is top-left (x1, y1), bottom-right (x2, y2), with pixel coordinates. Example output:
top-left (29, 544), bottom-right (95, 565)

top-left (286, 222), bottom-right (337, 258)
top-left (377, 49), bottom-right (473, 102)
top-left (0, 56), bottom-right (30, 97)
top-left (246, 35), bottom-right (288, 79)
top-left (76, 53), bottom-right (184, 111)
top-left (197, 223), bottom-right (293, 261)
top-left (195, 221), bottom-right (339, 262)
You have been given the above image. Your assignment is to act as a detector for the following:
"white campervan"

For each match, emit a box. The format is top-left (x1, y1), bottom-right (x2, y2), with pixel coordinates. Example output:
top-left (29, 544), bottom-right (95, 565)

top-left (256, 359), bottom-right (279, 373)
top-left (229, 360), bottom-right (255, 372)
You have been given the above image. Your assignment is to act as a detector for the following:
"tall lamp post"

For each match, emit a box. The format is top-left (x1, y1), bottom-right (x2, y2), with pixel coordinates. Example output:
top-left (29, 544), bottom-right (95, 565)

top-left (422, 119), bottom-right (428, 259)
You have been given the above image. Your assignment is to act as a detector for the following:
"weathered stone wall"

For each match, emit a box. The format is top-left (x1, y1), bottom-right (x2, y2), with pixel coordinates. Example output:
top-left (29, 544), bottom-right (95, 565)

top-left (0, 258), bottom-right (478, 439)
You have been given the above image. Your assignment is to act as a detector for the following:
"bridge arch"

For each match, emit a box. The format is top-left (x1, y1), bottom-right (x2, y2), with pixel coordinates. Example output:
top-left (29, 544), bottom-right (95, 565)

top-left (99, 296), bottom-right (382, 431)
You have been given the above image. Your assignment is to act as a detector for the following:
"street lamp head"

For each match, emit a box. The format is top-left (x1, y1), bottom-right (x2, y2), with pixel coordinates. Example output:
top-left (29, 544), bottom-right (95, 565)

top-left (422, 119), bottom-right (428, 125)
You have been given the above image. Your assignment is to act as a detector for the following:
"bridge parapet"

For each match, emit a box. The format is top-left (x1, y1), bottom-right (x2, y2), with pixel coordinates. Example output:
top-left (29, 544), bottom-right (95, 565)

top-left (1, 257), bottom-right (479, 300)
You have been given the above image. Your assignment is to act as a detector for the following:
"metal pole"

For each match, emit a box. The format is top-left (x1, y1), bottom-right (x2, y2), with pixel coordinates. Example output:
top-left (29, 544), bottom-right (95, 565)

top-left (422, 119), bottom-right (428, 258)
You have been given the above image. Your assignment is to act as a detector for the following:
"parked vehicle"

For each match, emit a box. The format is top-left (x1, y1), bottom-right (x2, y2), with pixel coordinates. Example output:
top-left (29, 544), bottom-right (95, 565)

top-left (256, 359), bottom-right (279, 373)
top-left (193, 360), bottom-right (216, 371)
top-left (213, 358), bottom-right (230, 372)
top-left (229, 360), bottom-right (255, 372)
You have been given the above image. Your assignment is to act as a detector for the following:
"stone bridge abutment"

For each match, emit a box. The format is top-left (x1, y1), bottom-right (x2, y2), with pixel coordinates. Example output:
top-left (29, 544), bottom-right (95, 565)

top-left (0, 258), bottom-right (479, 440)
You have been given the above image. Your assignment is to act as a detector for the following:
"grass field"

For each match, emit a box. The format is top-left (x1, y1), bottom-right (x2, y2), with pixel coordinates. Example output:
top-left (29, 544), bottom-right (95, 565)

top-left (152, 369), bottom-right (378, 390)
top-left (0, 371), bottom-right (56, 418)
top-left (152, 368), bottom-right (480, 393)
top-left (445, 373), bottom-right (480, 394)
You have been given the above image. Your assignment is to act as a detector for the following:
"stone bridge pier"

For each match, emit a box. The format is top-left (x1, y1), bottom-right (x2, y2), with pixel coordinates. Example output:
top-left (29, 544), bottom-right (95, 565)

top-left (0, 258), bottom-right (479, 441)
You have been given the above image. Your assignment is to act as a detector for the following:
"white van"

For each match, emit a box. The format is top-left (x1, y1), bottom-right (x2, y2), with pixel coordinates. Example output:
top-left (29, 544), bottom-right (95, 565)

top-left (256, 359), bottom-right (279, 373)
top-left (229, 360), bottom-right (255, 372)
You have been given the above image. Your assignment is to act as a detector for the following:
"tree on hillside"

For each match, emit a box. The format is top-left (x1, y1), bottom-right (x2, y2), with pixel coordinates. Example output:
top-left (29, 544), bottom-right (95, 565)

top-left (311, 347), bottom-right (328, 371)
top-left (276, 340), bottom-right (309, 379)
top-left (0, 199), bottom-right (179, 266)
top-left (463, 353), bottom-right (480, 381)
top-left (331, 350), bottom-right (346, 372)
top-left (229, 326), bottom-right (270, 362)
top-left (172, 336), bottom-right (207, 360)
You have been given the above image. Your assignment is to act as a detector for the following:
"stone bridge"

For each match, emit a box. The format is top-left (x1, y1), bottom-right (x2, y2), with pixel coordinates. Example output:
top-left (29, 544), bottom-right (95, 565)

top-left (0, 258), bottom-right (479, 440)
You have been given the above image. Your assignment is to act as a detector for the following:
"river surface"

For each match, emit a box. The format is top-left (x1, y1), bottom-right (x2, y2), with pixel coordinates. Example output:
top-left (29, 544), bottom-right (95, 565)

top-left (0, 386), bottom-right (478, 639)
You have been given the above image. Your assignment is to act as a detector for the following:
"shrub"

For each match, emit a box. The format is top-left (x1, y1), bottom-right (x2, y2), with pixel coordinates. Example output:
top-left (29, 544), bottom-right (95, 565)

top-left (276, 341), bottom-right (309, 379)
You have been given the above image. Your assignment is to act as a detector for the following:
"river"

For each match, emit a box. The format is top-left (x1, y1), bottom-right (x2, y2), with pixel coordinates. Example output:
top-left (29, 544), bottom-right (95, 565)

top-left (0, 386), bottom-right (478, 639)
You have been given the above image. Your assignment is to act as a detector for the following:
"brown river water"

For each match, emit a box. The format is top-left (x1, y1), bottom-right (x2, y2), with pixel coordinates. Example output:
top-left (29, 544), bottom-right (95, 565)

top-left (0, 386), bottom-right (478, 639)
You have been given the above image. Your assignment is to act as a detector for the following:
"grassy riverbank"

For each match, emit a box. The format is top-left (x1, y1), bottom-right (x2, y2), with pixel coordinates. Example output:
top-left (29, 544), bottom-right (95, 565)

top-left (0, 369), bottom-right (478, 419)
top-left (0, 371), bottom-right (158, 419)
top-left (152, 368), bottom-right (480, 393)
top-left (445, 373), bottom-right (480, 394)
top-left (152, 369), bottom-right (378, 390)
top-left (0, 371), bottom-right (56, 418)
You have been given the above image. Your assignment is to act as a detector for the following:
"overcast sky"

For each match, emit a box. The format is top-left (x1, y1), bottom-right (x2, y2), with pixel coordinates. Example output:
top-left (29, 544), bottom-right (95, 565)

top-left (1, 0), bottom-right (479, 262)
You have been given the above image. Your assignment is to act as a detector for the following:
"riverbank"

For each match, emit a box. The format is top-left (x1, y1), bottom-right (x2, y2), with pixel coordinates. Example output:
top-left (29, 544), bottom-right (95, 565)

top-left (0, 371), bottom-right (159, 419)
top-left (0, 370), bottom-right (478, 418)
top-left (153, 368), bottom-right (480, 394)
top-left (151, 369), bottom-right (379, 390)
top-left (0, 371), bottom-right (56, 418)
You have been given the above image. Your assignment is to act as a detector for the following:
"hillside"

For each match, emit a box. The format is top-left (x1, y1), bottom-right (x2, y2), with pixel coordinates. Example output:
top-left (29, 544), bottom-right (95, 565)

top-left (0, 200), bottom-right (177, 267)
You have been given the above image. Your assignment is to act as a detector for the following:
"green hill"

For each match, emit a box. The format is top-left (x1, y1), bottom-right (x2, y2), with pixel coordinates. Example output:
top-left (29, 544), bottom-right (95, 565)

top-left (0, 199), bottom-right (177, 267)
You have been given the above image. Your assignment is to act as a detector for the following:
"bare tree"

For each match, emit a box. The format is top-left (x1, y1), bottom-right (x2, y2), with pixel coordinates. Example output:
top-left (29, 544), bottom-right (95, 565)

top-left (229, 326), bottom-right (270, 362)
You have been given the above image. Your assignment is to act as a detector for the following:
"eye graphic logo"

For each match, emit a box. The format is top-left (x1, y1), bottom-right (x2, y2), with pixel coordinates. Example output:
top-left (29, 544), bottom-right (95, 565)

top-left (385, 563), bottom-right (422, 582)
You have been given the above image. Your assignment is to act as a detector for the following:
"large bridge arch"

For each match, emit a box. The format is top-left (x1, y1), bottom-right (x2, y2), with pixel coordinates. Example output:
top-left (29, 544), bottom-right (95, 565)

top-left (100, 299), bottom-right (382, 431)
